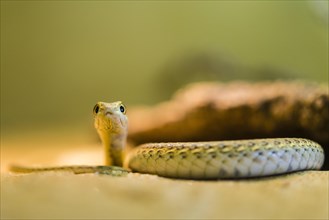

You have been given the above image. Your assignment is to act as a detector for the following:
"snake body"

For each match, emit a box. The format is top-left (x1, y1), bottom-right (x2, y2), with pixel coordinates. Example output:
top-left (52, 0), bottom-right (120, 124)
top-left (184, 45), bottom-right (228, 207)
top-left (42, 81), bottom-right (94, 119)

top-left (127, 139), bottom-right (324, 179)
top-left (11, 101), bottom-right (325, 180)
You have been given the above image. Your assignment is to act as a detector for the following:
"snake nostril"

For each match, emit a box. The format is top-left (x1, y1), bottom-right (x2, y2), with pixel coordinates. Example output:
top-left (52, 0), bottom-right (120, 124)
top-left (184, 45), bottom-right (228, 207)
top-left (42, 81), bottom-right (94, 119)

top-left (106, 111), bottom-right (113, 116)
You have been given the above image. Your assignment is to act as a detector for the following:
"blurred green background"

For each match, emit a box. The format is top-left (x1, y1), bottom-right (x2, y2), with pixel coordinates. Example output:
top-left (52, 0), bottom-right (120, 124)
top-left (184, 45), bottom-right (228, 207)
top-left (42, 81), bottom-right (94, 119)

top-left (1, 1), bottom-right (328, 133)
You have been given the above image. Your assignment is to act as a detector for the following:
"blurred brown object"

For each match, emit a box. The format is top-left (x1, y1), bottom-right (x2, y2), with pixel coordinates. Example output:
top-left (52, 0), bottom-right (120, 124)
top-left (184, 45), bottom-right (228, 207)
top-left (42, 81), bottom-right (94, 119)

top-left (128, 81), bottom-right (328, 169)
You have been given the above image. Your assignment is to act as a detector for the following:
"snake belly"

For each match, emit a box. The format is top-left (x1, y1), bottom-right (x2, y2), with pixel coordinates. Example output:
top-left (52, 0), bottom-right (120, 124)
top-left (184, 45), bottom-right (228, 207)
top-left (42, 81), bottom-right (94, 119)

top-left (126, 138), bottom-right (325, 179)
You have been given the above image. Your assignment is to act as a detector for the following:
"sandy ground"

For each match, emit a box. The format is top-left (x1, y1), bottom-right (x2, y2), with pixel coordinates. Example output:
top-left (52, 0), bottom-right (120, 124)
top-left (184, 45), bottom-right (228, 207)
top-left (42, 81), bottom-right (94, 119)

top-left (2, 171), bottom-right (328, 219)
top-left (1, 130), bottom-right (328, 219)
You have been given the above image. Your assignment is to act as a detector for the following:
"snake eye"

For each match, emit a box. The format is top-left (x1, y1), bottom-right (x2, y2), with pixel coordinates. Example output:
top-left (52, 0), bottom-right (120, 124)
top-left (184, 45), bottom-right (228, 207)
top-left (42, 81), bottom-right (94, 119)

top-left (119, 104), bottom-right (126, 114)
top-left (93, 104), bottom-right (100, 115)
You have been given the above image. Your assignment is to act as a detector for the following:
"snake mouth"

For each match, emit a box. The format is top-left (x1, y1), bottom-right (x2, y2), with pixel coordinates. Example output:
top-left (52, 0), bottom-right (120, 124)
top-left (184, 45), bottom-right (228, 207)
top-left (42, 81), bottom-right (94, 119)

top-left (119, 118), bottom-right (125, 127)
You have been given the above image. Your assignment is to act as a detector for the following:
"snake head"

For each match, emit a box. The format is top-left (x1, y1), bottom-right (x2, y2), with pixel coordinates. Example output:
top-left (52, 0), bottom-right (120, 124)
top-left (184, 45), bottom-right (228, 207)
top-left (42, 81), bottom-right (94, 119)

top-left (93, 101), bottom-right (128, 134)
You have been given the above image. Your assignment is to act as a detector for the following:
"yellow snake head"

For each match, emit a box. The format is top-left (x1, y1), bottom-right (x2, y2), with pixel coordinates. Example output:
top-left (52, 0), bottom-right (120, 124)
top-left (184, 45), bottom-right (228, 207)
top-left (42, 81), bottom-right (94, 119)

top-left (93, 101), bottom-right (128, 166)
top-left (93, 101), bottom-right (128, 133)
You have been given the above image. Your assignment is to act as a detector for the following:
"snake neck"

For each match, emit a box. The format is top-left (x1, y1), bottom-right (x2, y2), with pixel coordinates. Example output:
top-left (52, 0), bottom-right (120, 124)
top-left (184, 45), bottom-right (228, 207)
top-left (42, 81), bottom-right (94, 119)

top-left (98, 131), bottom-right (127, 167)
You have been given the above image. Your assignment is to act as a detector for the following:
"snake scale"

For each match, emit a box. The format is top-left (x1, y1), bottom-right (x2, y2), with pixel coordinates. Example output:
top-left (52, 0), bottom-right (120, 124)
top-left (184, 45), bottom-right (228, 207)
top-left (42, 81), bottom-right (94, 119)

top-left (11, 101), bottom-right (325, 180)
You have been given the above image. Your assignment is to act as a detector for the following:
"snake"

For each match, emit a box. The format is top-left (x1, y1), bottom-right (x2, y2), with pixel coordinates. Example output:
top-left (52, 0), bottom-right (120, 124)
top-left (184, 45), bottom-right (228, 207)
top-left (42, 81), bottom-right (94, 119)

top-left (11, 101), bottom-right (325, 180)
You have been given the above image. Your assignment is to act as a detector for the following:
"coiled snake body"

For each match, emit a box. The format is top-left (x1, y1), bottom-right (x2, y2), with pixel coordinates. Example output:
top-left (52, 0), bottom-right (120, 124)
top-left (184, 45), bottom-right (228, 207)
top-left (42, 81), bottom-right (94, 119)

top-left (11, 101), bottom-right (325, 180)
